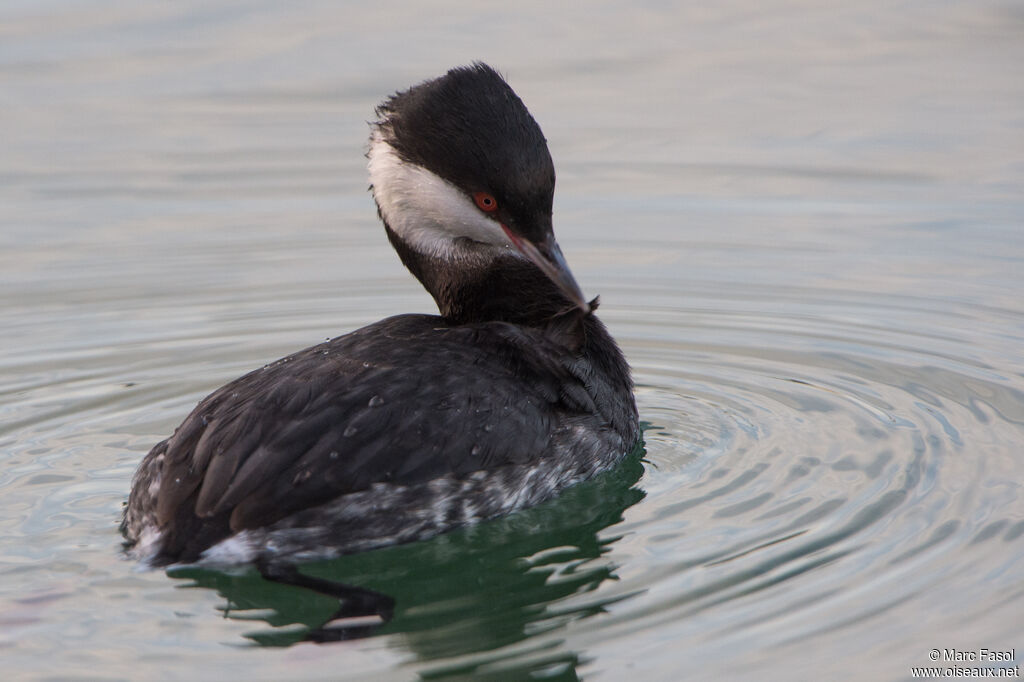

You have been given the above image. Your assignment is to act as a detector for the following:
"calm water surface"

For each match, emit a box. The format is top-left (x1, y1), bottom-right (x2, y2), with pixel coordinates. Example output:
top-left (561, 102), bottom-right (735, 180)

top-left (2, 2), bottom-right (1023, 680)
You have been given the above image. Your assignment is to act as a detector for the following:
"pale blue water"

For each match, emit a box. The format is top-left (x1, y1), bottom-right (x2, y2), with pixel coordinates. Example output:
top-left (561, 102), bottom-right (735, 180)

top-left (2, 2), bottom-right (1022, 680)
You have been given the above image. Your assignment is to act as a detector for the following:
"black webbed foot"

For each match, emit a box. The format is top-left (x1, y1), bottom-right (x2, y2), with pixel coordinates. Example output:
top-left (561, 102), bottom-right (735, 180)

top-left (256, 560), bottom-right (395, 642)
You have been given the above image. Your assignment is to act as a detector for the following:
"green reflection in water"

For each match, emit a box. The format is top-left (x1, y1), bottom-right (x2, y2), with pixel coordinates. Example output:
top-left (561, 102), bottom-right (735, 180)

top-left (169, 435), bottom-right (648, 677)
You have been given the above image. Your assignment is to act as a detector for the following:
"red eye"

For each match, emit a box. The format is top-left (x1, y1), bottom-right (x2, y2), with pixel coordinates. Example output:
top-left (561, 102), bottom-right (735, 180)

top-left (473, 192), bottom-right (498, 213)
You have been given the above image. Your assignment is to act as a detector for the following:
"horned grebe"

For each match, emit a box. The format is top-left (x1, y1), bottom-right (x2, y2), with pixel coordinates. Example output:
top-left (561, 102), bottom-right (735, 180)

top-left (122, 63), bottom-right (639, 568)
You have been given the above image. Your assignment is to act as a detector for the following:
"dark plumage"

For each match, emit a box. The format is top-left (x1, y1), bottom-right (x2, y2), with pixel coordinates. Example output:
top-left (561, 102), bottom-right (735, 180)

top-left (122, 64), bottom-right (639, 567)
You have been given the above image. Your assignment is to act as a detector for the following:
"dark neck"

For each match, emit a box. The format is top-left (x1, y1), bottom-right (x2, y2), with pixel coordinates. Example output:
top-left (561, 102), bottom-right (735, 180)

top-left (387, 226), bottom-right (638, 441)
top-left (385, 225), bottom-right (582, 328)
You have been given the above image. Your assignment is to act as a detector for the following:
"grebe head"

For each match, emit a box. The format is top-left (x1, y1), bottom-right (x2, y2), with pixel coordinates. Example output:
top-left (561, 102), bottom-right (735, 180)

top-left (368, 63), bottom-right (590, 317)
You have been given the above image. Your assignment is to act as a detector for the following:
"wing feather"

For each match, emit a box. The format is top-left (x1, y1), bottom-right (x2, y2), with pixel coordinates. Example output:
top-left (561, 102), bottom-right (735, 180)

top-left (150, 314), bottom-right (606, 541)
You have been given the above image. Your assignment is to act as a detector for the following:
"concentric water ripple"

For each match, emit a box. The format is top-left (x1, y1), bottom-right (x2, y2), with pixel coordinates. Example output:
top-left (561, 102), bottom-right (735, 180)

top-left (577, 279), bottom-right (1024, 679)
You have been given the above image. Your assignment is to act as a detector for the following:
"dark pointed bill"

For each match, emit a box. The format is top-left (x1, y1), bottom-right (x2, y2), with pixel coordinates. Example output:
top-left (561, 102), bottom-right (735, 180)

top-left (501, 224), bottom-right (591, 314)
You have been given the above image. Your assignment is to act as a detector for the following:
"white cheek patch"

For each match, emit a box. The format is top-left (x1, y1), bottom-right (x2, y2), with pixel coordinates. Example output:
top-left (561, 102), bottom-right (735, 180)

top-left (367, 131), bottom-right (510, 258)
